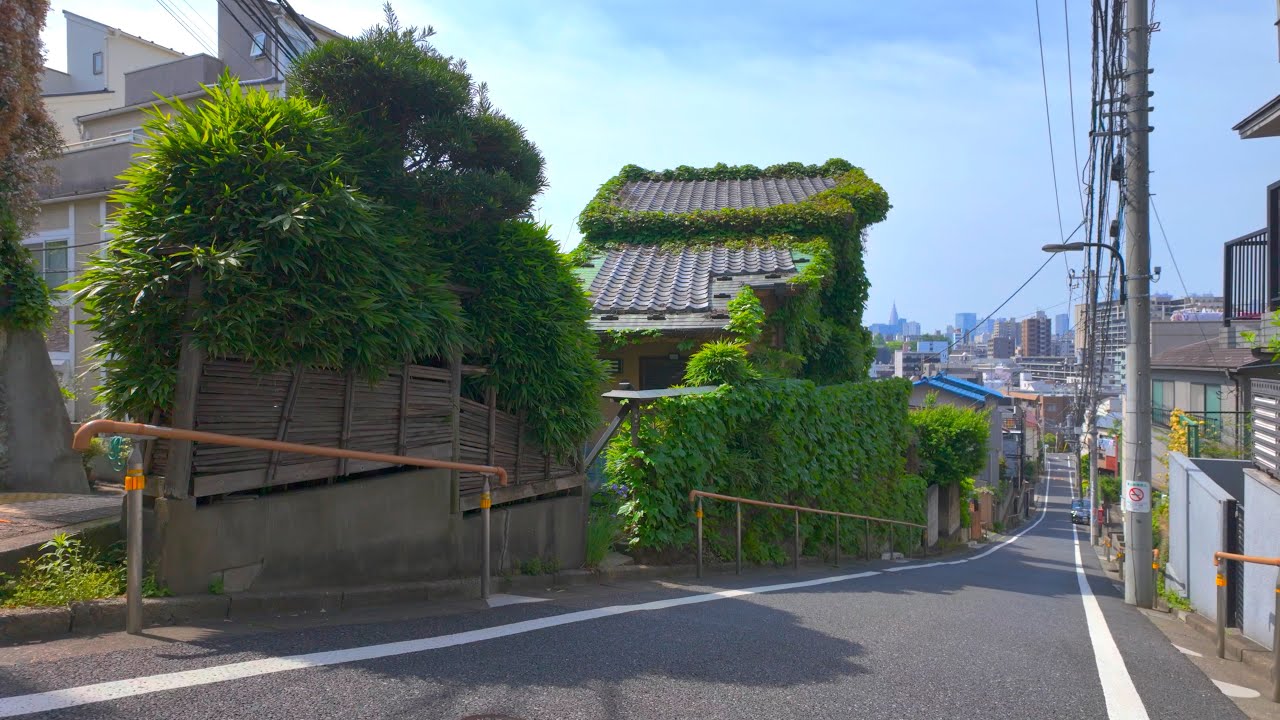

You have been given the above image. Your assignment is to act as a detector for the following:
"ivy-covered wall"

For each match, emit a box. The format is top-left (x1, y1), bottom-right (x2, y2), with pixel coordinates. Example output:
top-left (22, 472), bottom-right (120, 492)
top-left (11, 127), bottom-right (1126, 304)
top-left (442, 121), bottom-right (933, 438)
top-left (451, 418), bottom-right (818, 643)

top-left (575, 160), bottom-right (889, 383)
top-left (606, 378), bottom-right (925, 562)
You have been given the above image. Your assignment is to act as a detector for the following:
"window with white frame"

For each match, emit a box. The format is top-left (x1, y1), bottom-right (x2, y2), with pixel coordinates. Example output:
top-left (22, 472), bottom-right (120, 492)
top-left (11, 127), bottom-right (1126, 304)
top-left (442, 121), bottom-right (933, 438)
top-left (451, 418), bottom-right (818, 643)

top-left (92, 51), bottom-right (103, 75)
top-left (24, 236), bottom-right (71, 291)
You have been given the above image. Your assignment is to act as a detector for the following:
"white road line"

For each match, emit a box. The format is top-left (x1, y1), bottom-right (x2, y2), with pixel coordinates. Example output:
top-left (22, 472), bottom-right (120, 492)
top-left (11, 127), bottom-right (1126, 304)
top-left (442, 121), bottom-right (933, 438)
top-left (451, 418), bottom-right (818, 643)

top-left (1069, 479), bottom-right (1151, 719)
top-left (0, 483), bottom-right (1055, 717)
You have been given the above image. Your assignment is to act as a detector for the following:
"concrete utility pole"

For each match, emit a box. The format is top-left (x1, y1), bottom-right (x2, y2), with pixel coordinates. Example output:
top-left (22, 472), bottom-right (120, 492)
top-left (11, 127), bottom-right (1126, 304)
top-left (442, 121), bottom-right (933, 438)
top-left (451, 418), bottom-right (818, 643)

top-left (1086, 269), bottom-right (1101, 547)
top-left (1122, 0), bottom-right (1154, 608)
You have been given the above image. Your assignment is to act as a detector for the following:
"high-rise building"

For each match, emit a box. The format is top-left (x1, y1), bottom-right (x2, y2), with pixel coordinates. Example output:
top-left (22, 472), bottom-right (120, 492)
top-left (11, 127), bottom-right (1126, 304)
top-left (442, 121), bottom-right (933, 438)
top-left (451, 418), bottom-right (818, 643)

top-left (889, 302), bottom-right (899, 328)
top-left (1054, 313), bottom-right (1070, 336)
top-left (955, 312), bottom-right (978, 340)
top-left (1019, 312), bottom-right (1053, 357)
top-left (903, 321), bottom-right (922, 338)
top-left (992, 318), bottom-right (1016, 341)
top-left (989, 335), bottom-right (1014, 359)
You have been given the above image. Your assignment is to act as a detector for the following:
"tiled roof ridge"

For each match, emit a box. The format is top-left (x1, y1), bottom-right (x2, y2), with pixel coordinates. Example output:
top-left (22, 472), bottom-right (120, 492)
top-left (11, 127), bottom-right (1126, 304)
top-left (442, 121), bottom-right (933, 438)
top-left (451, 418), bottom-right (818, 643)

top-left (614, 176), bottom-right (837, 213)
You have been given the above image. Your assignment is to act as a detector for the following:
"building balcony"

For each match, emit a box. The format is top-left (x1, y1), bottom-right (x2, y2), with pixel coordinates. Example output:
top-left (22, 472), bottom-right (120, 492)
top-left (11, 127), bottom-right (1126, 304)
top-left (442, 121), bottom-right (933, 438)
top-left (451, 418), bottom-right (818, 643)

top-left (38, 130), bottom-right (143, 201)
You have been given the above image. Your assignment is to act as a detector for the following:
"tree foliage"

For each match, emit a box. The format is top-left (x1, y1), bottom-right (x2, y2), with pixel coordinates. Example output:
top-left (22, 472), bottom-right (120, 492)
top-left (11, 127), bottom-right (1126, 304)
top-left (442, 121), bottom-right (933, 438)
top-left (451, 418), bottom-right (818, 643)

top-left (0, 0), bottom-right (62, 330)
top-left (286, 4), bottom-right (545, 230)
top-left (73, 77), bottom-right (468, 418)
top-left (909, 403), bottom-right (990, 487)
top-left (77, 10), bottom-right (601, 458)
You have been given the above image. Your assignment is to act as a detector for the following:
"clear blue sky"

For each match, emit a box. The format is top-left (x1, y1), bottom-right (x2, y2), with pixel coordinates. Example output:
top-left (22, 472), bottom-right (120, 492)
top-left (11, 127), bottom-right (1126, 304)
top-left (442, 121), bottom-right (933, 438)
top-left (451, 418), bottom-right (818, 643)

top-left (42, 0), bottom-right (1280, 331)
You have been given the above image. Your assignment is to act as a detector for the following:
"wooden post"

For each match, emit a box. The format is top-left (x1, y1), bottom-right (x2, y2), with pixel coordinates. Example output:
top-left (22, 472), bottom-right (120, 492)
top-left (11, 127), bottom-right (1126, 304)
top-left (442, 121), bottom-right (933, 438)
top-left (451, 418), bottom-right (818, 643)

top-left (486, 385), bottom-right (497, 466)
top-left (449, 354), bottom-right (462, 514)
top-left (515, 416), bottom-right (523, 485)
top-left (396, 363), bottom-right (411, 456)
top-left (265, 365), bottom-right (304, 487)
top-left (630, 401), bottom-right (640, 447)
top-left (337, 371), bottom-right (355, 477)
top-left (165, 275), bottom-right (205, 499)
top-left (543, 453), bottom-right (551, 481)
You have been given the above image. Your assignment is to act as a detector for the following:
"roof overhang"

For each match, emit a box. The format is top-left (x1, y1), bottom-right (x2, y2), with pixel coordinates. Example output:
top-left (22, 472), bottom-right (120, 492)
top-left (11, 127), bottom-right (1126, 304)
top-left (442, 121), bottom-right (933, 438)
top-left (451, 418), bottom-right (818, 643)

top-left (1233, 93), bottom-right (1280, 139)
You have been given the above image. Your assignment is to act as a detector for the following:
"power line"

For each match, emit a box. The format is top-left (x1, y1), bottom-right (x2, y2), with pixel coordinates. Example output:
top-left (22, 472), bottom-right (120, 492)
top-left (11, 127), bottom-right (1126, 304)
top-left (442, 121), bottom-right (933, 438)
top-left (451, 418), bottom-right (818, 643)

top-left (1035, 0), bottom-right (1067, 243)
top-left (1063, 0), bottom-right (1085, 217)
top-left (154, 0), bottom-right (216, 56)
top-left (1151, 196), bottom-right (1221, 367)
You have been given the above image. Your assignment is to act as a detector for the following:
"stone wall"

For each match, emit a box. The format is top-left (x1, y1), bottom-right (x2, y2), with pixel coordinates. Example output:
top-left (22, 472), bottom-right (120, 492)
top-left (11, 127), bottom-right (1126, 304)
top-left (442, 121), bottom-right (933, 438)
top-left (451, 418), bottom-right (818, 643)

top-left (0, 329), bottom-right (88, 494)
top-left (147, 466), bottom-right (585, 594)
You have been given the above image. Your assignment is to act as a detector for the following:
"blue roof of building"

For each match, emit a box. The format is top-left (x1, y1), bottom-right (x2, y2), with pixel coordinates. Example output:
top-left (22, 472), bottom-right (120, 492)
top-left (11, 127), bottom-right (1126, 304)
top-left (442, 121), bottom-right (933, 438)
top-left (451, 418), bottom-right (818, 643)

top-left (913, 374), bottom-right (1004, 403)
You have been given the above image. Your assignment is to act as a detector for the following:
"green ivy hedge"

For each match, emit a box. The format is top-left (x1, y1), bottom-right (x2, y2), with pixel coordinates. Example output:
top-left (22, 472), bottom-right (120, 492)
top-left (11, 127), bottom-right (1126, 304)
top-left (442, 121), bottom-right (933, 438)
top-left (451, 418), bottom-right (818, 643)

top-left (607, 378), bottom-right (925, 562)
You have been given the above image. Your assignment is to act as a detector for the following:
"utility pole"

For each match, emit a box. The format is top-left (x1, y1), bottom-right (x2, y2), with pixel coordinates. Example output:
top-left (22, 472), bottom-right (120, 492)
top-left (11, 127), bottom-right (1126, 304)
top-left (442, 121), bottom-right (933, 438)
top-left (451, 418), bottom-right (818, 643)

top-left (1086, 268), bottom-right (1101, 547)
top-left (1122, 0), bottom-right (1154, 608)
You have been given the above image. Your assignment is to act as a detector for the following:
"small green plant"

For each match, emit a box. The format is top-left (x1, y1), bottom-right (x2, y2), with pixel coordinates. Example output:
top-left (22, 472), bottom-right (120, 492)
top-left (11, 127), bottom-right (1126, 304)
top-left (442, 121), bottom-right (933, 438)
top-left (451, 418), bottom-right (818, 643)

top-left (585, 511), bottom-right (622, 569)
top-left (0, 534), bottom-right (124, 607)
top-left (519, 557), bottom-right (544, 576)
top-left (726, 286), bottom-right (765, 344)
top-left (683, 341), bottom-right (759, 386)
top-left (542, 556), bottom-right (561, 575)
top-left (208, 576), bottom-right (225, 595)
top-left (143, 569), bottom-right (172, 598)
top-left (79, 437), bottom-right (106, 476)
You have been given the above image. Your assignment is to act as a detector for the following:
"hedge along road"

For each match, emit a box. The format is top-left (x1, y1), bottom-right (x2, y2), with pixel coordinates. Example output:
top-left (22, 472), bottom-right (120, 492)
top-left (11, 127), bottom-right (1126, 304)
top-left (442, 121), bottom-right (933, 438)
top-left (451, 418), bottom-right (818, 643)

top-left (0, 465), bottom-right (1242, 719)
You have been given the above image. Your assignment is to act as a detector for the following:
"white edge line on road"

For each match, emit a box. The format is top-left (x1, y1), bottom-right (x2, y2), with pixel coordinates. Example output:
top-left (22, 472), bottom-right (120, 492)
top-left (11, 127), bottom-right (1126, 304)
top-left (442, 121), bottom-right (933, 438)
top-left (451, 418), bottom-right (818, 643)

top-left (0, 480), bottom-right (1056, 717)
top-left (1068, 469), bottom-right (1151, 720)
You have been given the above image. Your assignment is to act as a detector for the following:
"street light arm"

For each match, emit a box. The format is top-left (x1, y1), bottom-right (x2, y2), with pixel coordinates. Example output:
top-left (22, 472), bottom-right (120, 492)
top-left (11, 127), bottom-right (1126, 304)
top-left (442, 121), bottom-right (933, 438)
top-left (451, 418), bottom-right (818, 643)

top-left (1041, 242), bottom-right (1126, 301)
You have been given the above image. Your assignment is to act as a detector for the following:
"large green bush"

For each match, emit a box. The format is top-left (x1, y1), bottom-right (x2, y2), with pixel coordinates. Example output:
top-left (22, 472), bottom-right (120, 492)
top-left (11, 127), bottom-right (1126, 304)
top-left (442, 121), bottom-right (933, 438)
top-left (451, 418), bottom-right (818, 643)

top-left (607, 378), bottom-right (924, 560)
top-left (683, 341), bottom-right (758, 386)
top-left (73, 76), bottom-right (466, 419)
top-left (909, 403), bottom-right (990, 487)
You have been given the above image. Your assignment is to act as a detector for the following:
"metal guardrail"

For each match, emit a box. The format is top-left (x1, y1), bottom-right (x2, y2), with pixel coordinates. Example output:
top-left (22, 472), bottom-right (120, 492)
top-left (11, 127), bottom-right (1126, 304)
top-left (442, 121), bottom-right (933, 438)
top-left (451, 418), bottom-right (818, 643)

top-left (688, 490), bottom-right (927, 578)
top-left (73, 419), bottom-right (509, 635)
top-left (1213, 550), bottom-right (1280, 702)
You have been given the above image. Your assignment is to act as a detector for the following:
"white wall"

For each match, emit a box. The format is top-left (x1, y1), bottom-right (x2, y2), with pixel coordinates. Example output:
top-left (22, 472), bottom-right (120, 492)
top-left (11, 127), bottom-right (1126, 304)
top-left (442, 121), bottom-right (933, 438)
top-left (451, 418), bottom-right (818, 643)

top-left (1166, 453), bottom-right (1233, 620)
top-left (1243, 468), bottom-right (1280, 650)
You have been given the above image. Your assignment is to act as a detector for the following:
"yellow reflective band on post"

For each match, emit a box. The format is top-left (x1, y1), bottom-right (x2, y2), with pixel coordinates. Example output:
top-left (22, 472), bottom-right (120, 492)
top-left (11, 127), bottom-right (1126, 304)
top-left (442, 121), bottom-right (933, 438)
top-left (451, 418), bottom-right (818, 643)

top-left (1216, 574), bottom-right (1226, 587)
top-left (695, 509), bottom-right (703, 519)
top-left (124, 473), bottom-right (145, 492)
top-left (479, 493), bottom-right (491, 510)
top-left (1152, 563), bottom-right (1159, 569)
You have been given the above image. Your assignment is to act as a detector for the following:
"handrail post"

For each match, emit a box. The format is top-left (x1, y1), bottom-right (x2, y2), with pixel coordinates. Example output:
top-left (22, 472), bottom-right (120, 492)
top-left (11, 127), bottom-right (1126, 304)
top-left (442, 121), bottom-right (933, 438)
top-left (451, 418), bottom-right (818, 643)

top-left (1217, 561), bottom-right (1227, 659)
top-left (696, 497), bottom-right (704, 579)
top-left (794, 509), bottom-right (800, 570)
top-left (735, 502), bottom-right (742, 575)
top-left (889, 524), bottom-right (894, 560)
top-left (921, 528), bottom-right (927, 559)
top-left (865, 519), bottom-right (871, 562)
top-left (124, 448), bottom-right (144, 635)
top-left (480, 478), bottom-right (492, 600)
top-left (1273, 574), bottom-right (1280, 703)
top-left (834, 516), bottom-right (840, 568)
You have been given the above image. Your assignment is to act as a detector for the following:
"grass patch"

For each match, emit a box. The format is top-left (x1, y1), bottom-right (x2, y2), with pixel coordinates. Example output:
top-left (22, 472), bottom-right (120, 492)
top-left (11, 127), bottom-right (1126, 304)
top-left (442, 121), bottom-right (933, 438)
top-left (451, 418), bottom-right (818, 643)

top-left (0, 534), bottom-right (171, 608)
top-left (585, 510), bottom-right (623, 569)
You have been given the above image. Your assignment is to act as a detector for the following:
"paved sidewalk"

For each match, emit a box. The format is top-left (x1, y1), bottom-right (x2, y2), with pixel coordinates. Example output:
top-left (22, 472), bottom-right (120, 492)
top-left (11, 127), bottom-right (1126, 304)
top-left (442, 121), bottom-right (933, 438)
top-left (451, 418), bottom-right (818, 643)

top-left (0, 494), bottom-right (121, 554)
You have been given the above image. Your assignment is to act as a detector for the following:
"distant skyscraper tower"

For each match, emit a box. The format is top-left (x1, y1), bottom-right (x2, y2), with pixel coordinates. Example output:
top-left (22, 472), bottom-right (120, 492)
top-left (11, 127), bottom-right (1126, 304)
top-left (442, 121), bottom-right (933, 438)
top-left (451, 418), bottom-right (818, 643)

top-left (889, 302), bottom-right (899, 327)
top-left (1054, 312), bottom-right (1070, 336)
top-left (955, 312), bottom-right (978, 340)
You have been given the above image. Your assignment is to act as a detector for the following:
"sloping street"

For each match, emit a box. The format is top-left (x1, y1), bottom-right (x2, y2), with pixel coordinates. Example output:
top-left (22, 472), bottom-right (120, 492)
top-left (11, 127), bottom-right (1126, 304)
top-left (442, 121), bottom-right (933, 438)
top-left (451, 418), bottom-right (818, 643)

top-left (0, 455), bottom-right (1244, 719)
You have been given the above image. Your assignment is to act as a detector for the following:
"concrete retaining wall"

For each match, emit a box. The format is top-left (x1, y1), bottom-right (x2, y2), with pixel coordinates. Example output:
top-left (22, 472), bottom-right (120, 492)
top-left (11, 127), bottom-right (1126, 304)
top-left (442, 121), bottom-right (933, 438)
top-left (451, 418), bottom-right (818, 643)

top-left (1167, 452), bottom-right (1233, 620)
top-left (1243, 468), bottom-right (1280, 650)
top-left (148, 468), bottom-right (585, 595)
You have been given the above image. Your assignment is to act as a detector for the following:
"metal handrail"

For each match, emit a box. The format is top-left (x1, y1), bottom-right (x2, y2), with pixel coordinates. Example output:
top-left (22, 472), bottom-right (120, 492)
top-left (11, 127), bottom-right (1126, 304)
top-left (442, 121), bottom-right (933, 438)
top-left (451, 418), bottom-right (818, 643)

top-left (689, 489), bottom-right (927, 578)
top-left (74, 419), bottom-right (508, 635)
top-left (1212, 550), bottom-right (1280, 702)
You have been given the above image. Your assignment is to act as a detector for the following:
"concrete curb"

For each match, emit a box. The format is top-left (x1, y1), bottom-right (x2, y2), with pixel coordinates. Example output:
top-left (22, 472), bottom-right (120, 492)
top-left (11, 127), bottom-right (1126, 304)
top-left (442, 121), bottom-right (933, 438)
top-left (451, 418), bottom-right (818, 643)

top-left (0, 560), bottom-right (747, 644)
top-left (1173, 608), bottom-right (1274, 671)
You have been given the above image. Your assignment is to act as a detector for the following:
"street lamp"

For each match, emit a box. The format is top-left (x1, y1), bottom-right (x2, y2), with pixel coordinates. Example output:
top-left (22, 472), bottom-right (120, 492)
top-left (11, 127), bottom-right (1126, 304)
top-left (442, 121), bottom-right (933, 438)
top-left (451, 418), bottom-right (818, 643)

top-left (1043, 241), bottom-right (1122, 550)
top-left (1042, 242), bottom-right (1126, 302)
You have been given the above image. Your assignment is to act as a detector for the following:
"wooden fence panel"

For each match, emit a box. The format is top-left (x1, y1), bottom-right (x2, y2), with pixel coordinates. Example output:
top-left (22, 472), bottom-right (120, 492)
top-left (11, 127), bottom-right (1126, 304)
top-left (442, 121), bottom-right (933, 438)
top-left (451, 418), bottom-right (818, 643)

top-left (175, 358), bottom-right (578, 500)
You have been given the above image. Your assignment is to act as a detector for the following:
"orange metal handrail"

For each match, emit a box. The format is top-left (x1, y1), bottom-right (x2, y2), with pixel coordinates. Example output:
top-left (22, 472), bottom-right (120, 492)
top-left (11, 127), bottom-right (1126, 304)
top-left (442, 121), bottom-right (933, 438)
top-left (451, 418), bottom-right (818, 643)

top-left (688, 489), bottom-right (925, 529)
top-left (73, 419), bottom-right (508, 485)
top-left (1214, 551), bottom-right (1280, 568)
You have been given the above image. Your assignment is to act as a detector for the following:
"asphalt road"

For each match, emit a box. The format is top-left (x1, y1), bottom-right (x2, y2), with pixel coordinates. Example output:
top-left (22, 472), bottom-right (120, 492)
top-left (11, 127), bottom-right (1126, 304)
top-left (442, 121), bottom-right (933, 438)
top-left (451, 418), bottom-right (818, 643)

top-left (0, 453), bottom-right (1245, 719)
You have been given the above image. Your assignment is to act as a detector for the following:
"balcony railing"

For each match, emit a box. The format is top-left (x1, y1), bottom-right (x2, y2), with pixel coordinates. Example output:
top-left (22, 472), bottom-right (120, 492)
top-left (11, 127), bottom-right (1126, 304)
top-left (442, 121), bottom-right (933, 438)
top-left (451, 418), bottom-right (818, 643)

top-left (1223, 228), bottom-right (1268, 326)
